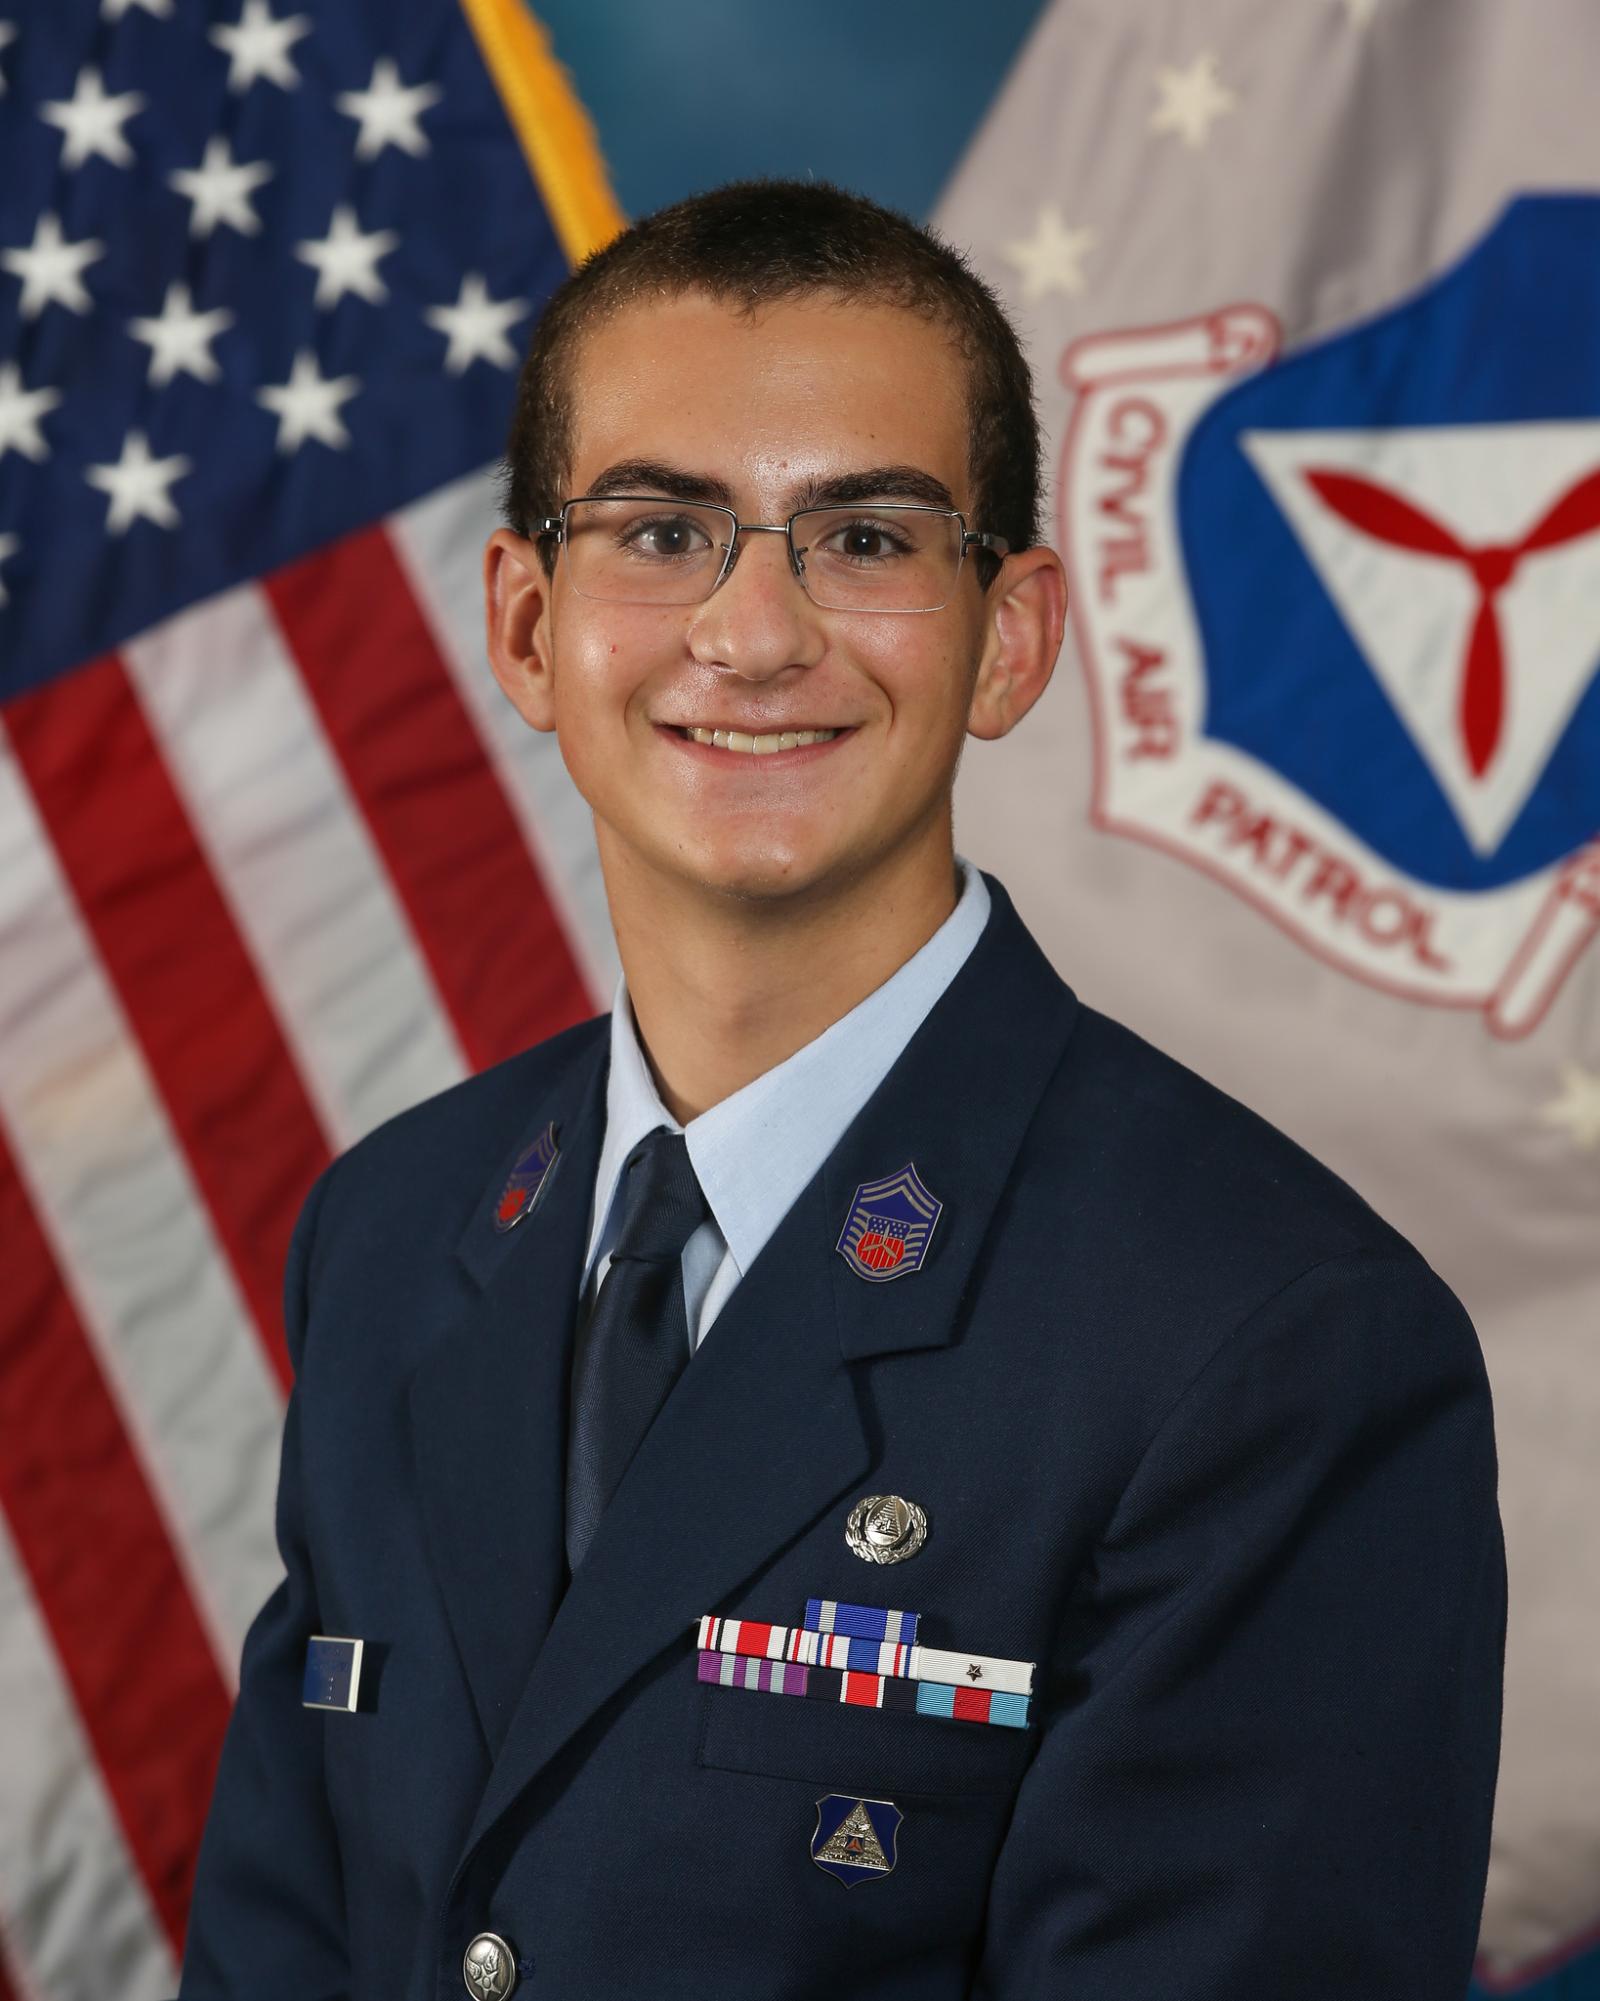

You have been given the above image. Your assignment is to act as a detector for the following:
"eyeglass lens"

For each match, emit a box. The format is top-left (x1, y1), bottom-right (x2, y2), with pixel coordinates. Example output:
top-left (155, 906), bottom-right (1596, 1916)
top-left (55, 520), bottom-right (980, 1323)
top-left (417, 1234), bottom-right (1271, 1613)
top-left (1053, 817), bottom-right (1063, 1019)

top-left (560, 499), bottom-right (965, 611)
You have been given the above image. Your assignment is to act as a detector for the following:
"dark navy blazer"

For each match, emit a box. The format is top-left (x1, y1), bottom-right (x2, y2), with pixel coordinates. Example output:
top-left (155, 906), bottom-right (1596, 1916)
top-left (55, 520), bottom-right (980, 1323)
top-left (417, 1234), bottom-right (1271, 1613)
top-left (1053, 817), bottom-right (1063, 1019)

top-left (179, 873), bottom-right (1505, 1999)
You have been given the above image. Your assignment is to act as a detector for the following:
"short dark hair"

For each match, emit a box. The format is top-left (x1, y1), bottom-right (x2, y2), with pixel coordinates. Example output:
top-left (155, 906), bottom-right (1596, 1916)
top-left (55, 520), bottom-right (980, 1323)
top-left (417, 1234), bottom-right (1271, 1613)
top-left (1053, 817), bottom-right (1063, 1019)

top-left (494, 178), bottom-right (1041, 588)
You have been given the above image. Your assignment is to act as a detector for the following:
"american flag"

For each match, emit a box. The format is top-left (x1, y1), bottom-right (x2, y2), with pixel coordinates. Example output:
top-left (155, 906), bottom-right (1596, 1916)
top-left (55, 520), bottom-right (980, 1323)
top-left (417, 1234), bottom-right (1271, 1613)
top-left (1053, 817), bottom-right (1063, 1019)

top-left (0, 3), bottom-right (619, 1992)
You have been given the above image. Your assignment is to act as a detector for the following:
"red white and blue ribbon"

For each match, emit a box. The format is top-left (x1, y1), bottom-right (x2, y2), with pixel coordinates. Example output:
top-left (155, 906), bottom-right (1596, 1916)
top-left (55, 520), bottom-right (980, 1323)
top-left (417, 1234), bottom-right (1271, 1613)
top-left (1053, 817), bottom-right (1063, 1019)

top-left (695, 1602), bottom-right (1035, 1728)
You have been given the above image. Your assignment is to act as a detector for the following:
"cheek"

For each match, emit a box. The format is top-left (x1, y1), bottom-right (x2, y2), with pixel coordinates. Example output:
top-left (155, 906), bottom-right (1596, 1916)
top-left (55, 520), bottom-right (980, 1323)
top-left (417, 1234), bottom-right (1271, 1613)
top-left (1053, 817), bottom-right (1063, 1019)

top-left (552, 605), bottom-right (676, 733)
top-left (849, 624), bottom-right (977, 749)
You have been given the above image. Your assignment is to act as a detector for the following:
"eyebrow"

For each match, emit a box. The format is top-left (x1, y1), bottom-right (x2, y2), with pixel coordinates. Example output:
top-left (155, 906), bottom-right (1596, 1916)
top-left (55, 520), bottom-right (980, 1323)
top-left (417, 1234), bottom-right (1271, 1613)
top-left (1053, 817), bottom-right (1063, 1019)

top-left (582, 459), bottom-right (958, 515)
top-left (586, 460), bottom-right (737, 508)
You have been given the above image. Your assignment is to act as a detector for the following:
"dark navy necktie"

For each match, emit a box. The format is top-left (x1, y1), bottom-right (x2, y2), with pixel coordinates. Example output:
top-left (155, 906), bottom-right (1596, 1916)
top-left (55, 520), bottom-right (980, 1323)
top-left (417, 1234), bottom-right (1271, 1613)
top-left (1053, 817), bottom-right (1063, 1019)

top-left (565, 1128), bottom-right (709, 1573)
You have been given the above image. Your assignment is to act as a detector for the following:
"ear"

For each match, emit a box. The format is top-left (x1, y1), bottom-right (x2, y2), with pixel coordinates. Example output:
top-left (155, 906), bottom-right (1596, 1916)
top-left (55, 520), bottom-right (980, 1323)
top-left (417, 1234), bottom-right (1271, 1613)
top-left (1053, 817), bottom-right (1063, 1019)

top-left (965, 545), bottom-right (1068, 742)
top-left (483, 527), bottom-right (558, 733)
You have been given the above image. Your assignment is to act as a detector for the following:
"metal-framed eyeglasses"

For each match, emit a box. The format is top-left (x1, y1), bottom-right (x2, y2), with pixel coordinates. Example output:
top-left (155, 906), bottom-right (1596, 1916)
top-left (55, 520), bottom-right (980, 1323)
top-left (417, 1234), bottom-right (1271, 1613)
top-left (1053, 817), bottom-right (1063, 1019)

top-left (536, 496), bottom-right (1010, 614)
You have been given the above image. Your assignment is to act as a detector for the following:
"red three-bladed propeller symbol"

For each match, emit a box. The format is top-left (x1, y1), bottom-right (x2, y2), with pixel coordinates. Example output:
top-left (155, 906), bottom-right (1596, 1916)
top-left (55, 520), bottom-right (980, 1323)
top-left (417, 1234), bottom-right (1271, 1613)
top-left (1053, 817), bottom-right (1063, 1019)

top-left (1301, 464), bottom-right (1600, 778)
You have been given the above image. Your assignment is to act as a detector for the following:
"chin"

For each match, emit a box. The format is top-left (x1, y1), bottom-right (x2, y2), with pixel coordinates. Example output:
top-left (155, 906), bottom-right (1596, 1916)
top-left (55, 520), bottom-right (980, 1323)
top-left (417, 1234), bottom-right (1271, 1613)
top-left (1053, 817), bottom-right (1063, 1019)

top-left (675, 837), bottom-right (839, 906)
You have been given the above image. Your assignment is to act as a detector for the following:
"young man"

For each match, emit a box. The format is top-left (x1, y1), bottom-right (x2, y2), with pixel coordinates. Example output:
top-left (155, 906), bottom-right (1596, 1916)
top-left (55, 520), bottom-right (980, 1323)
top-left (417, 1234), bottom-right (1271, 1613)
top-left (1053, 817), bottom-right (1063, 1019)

top-left (180, 182), bottom-right (1504, 2000)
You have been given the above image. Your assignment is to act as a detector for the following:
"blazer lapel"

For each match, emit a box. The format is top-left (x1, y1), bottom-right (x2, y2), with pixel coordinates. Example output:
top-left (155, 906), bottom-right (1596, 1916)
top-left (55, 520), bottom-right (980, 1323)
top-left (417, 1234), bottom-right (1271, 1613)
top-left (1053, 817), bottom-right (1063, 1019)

top-left (819, 875), bottom-right (1080, 1366)
top-left (406, 1023), bottom-right (608, 1755)
top-left (456, 874), bottom-right (1081, 1863)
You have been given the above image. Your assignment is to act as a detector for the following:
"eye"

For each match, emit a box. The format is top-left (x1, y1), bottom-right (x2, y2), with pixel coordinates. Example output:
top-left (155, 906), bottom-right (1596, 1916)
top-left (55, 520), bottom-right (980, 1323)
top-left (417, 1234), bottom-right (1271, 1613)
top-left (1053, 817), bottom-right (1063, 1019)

top-left (819, 516), bottom-right (916, 565)
top-left (620, 512), bottom-right (713, 561)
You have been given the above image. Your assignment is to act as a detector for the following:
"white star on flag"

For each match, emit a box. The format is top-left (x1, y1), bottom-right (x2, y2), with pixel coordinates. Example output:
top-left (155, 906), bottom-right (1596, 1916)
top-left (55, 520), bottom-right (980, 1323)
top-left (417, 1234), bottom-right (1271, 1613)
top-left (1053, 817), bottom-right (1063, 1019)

top-left (208, 0), bottom-right (312, 94)
top-left (1540, 1063), bottom-right (1600, 1152)
top-left (423, 273), bottom-right (529, 373)
top-left (0, 361), bottom-right (63, 462)
top-left (256, 347), bottom-right (360, 452)
top-left (83, 428), bottom-right (193, 533)
top-left (295, 202), bottom-right (400, 309)
top-left (102, 0), bottom-right (175, 19)
top-left (0, 21), bottom-right (16, 97)
top-left (169, 135), bottom-right (275, 238)
top-left (1002, 204), bottom-right (1096, 300)
top-left (38, 64), bottom-right (146, 171)
top-left (128, 282), bottom-right (237, 388)
top-left (335, 56), bottom-right (443, 162)
top-left (1150, 52), bottom-right (1238, 149)
top-left (0, 530), bottom-right (18, 606)
top-left (1, 211), bottom-right (106, 319)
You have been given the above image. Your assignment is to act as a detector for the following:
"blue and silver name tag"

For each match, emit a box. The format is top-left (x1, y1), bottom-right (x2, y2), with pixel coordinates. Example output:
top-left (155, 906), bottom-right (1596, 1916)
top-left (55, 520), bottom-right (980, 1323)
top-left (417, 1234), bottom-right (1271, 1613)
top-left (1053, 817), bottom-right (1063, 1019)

top-left (302, 1635), bottom-right (364, 1713)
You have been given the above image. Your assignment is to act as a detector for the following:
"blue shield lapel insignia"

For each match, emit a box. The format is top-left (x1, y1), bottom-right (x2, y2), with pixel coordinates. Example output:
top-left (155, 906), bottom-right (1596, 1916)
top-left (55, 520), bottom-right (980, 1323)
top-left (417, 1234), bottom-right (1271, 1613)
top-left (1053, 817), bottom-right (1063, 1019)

top-left (836, 1163), bottom-right (942, 1283)
top-left (493, 1120), bottom-right (560, 1232)
top-left (811, 1794), bottom-right (902, 1886)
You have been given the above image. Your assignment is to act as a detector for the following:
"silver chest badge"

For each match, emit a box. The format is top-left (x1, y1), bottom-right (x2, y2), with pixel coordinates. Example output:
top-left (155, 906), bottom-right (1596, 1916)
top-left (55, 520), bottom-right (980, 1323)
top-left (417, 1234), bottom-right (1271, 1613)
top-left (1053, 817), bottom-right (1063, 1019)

top-left (845, 1493), bottom-right (928, 1565)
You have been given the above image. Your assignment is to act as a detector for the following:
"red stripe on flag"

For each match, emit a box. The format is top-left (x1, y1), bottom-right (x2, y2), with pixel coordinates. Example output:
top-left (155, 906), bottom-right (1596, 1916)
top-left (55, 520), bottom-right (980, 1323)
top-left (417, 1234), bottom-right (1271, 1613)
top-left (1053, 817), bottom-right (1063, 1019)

top-left (264, 527), bottom-right (593, 1070)
top-left (6, 657), bottom-right (332, 1386)
top-left (0, 1125), bottom-right (233, 1956)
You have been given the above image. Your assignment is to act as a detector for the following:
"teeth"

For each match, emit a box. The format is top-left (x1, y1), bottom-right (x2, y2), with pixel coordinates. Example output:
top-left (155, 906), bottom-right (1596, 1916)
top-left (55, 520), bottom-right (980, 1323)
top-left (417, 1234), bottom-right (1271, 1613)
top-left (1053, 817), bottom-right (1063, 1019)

top-left (682, 726), bottom-right (839, 753)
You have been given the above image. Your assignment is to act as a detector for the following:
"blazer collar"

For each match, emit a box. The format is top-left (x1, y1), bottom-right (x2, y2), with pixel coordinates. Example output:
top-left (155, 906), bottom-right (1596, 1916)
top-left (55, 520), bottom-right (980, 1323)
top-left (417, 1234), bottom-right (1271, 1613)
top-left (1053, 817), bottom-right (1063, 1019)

top-left (409, 1023), bottom-right (609, 1754)
top-left (820, 870), bottom-right (1077, 1364)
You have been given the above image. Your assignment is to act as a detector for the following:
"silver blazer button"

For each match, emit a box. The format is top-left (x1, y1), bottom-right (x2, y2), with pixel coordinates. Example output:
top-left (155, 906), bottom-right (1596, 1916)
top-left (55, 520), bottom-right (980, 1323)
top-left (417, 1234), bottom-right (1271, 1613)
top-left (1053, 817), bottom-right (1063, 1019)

top-left (463, 1931), bottom-right (518, 1999)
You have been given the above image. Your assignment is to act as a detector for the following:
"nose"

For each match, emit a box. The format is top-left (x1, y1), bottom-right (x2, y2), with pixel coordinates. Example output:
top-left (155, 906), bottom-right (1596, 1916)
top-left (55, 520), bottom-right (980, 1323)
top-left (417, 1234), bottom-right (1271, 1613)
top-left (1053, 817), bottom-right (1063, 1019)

top-left (684, 526), bottom-right (825, 681)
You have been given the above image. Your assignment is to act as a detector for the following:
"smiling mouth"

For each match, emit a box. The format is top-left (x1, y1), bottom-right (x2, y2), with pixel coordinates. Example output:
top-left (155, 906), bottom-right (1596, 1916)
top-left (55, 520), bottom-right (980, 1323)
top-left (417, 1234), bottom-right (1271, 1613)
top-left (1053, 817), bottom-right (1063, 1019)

top-left (670, 726), bottom-right (845, 755)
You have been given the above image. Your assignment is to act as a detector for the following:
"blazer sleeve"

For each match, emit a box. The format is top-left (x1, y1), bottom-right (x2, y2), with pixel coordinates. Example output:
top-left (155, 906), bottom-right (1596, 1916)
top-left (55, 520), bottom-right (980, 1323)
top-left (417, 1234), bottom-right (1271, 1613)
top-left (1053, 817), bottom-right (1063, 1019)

top-left (974, 1246), bottom-right (1506, 2000)
top-left (177, 1164), bottom-right (350, 2001)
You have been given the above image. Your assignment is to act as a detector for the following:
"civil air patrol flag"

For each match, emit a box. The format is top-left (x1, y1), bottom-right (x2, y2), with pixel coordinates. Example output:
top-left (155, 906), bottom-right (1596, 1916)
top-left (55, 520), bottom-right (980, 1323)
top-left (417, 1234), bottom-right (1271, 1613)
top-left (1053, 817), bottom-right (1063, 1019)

top-left (0, 5), bottom-right (619, 1994)
top-left (938, 1), bottom-right (1600, 1990)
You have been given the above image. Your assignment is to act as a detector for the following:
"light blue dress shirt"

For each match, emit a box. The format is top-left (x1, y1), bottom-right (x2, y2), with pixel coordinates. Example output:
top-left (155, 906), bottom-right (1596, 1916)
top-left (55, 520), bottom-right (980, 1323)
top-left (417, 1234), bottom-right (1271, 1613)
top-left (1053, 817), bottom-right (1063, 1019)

top-left (580, 856), bottom-right (991, 1351)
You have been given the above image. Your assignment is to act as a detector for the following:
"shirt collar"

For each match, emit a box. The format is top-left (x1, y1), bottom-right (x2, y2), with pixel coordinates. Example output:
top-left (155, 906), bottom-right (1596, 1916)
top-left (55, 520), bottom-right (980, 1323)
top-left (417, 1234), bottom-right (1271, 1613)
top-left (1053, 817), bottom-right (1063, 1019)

top-left (583, 858), bottom-right (991, 1286)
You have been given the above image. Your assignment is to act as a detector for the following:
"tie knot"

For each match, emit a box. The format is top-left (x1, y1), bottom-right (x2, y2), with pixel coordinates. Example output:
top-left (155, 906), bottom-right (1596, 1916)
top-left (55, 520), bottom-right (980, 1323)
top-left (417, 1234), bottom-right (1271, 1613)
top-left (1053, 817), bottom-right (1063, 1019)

top-left (610, 1129), bottom-right (708, 1265)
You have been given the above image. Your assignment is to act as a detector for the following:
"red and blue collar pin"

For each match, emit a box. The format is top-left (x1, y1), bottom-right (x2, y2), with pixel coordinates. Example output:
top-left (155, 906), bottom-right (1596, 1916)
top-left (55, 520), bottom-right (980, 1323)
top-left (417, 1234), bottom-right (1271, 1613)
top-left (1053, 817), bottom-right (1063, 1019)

top-left (492, 1121), bottom-right (561, 1232)
top-left (836, 1163), bottom-right (942, 1282)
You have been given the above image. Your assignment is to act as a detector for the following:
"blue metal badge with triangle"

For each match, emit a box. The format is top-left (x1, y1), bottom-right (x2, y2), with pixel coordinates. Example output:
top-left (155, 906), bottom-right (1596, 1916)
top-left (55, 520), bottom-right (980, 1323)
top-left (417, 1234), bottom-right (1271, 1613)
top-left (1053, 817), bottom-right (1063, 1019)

top-left (811, 1794), bottom-right (902, 1886)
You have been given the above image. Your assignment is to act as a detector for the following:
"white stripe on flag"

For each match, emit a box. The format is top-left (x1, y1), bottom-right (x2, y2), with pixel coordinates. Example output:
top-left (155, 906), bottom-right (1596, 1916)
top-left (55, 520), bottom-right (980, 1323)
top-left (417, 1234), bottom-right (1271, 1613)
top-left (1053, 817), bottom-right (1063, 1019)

top-left (0, 1512), bottom-right (177, 2001)
top-left (0, 1924), bottom-right (43, 2001)
top-left (391, 468), bottom-right (619, 1001)
top-left (123, 588), bottom-right (470, 1151)
top-left (0, 731), bottom-right (285, 1666)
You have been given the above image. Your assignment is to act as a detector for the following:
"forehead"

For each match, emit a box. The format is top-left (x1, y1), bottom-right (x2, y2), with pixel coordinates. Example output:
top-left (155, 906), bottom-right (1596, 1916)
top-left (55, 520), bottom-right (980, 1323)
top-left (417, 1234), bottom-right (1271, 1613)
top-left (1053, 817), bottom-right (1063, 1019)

top-left (564, 290), bottom-right (971, 502)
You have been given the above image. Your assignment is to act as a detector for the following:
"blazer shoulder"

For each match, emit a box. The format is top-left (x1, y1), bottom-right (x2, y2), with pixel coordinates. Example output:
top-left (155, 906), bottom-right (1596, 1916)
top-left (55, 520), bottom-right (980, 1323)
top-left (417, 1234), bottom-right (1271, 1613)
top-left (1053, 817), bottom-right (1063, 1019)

top-left (1051, 1001), bottom-right (1416, 1274)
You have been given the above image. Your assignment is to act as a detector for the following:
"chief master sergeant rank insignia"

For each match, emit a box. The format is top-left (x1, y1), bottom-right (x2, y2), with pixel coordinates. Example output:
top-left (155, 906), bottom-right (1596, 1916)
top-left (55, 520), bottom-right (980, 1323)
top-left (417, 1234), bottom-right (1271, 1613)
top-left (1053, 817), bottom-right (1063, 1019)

top-left (836, 1163), bottom-right (942, 1281)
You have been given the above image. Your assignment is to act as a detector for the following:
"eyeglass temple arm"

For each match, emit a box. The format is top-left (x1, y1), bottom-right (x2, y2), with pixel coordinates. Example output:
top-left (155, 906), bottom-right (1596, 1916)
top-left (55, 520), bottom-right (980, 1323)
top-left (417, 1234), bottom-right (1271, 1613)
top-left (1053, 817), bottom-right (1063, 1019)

top-left (963, 531), bottom-right (1010, 557)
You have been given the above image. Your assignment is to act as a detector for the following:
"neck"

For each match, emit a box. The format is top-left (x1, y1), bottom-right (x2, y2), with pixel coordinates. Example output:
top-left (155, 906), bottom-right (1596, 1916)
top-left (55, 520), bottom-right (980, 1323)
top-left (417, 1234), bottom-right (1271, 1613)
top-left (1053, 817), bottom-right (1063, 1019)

top-left (601, 831), bottom-right (964, 1124)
